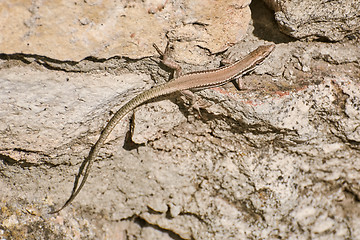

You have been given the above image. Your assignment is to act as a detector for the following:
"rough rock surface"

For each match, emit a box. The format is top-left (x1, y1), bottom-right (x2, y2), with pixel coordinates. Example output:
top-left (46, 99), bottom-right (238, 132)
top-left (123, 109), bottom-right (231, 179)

top-left (264, 0), bottom-right (360, 41)
top-left (0, 0), bottom-right (250, 61)
top-left (1, 0), bottom-right (360, 239)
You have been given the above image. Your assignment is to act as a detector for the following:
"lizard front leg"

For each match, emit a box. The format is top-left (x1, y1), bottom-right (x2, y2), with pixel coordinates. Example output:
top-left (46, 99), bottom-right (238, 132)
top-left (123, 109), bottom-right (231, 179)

top-left (153, 42), bottom-right (182, 78)
top-left (220, 53), bottom-right (245, 90)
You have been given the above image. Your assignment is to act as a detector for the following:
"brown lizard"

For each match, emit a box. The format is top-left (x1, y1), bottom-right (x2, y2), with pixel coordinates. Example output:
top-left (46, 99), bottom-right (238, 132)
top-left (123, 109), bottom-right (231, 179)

top-left (50, 42), bottom-right (275, 213)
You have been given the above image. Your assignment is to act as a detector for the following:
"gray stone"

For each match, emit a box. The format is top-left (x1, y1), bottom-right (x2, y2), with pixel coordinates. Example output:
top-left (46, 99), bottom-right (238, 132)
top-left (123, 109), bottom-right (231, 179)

top-left (264, 0), bottom-right (360, 41)
top-left (0, 1), bottom-right (360, 239)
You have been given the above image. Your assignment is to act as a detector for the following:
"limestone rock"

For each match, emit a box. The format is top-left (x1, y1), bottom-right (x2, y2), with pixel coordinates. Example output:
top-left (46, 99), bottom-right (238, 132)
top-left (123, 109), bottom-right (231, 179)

top-left (264, 0), bottom-right (360, 41)
top-left (1, 41), bottom-right (359, 239)
top-left (0, 0), bottom-right (251, 61)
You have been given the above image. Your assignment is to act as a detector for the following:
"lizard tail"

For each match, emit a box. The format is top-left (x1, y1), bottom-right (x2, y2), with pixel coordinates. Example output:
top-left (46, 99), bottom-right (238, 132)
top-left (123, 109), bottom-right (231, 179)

top-left (50, 83), bottom-right (176, 213)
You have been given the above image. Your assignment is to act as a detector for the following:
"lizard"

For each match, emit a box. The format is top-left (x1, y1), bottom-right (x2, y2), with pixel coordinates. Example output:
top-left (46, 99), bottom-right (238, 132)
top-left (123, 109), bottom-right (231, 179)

top-left (50, 42), bottom-right (275, 213)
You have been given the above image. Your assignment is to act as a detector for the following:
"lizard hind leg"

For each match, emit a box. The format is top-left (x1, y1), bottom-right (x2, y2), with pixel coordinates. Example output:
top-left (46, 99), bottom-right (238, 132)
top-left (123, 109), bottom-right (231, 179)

top-left (181, 90), bottom-right (212, 117)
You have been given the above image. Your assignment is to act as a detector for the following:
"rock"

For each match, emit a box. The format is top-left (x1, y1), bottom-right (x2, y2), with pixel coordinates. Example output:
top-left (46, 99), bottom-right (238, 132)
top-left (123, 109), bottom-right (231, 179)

top-left (1, 40), bottom-right (359, 239)
top-left (264, 0), bottom-right (360, 41)
top-left (131, 101), bottom-right (186, 145)
top-left (0, 0), bottom-right (251, 61)
top-left (0, 1), bottom-right (360, 239)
